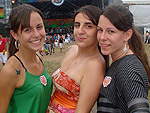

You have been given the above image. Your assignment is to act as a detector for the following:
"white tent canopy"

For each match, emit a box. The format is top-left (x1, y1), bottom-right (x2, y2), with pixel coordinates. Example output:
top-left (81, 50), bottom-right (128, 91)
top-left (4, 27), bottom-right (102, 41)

top-left (122, 0), bottom-right (150, 4)
top-left (129, 5), bottom-right (150, 26)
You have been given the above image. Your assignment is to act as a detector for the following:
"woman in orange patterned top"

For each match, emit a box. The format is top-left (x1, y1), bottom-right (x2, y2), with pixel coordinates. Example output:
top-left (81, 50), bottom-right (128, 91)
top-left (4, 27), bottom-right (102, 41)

top-left (47, 5), bottom-right (108, 113)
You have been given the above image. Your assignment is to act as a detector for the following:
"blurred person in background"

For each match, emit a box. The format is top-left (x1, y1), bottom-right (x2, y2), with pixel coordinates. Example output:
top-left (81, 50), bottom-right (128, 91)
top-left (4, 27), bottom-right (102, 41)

top-left (0, 33), bottom-right (7, 65)
top-left (145, 30), bottom-right (149, 43)
top-left (58, 34), bottom-right (64, 53)
top-left (50, 35), bottom-right (55, 55)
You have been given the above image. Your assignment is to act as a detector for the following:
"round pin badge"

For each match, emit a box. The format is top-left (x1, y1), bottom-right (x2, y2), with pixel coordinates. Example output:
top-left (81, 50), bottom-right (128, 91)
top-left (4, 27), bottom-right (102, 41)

top-left (103, 76), bottom-right (112, 87)
top-left (40, 75), bottom-right (47, 86)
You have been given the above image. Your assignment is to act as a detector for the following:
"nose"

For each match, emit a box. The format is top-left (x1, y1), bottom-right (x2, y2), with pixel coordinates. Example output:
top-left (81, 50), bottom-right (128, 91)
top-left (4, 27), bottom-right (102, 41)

top-left (78, 26), bottom-right (85, 34)
top-left (97, 31), bottom-right (107, 41)
top-left (32, 29), bottom-right (40, 37)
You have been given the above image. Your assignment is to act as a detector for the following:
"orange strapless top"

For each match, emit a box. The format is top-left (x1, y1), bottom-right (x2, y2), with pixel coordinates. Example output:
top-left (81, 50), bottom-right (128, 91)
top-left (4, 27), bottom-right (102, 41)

top-left (47, 68), bottom-right (80, 113)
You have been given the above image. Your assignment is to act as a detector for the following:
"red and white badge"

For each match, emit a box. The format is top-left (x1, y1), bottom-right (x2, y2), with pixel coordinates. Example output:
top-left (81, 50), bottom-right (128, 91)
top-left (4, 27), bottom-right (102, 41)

top-left (40, 75), bottom-right (47, 86)
top-left (103, 76), bottom-right (112, 87)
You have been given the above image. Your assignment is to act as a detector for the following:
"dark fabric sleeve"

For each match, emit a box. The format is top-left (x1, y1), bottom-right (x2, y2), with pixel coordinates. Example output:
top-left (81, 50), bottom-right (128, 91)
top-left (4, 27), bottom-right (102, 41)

top-left (117, 62), bottom-right (149, 112)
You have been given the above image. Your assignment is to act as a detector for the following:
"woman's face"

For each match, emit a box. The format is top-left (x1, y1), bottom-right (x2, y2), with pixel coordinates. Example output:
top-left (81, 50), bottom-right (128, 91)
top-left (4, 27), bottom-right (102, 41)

top-left (74, 13), bottom-right (98, 48)
top-left (13, 11), bottom-right (45, 51)
top-left (97, 15), bottom-right (127, 57)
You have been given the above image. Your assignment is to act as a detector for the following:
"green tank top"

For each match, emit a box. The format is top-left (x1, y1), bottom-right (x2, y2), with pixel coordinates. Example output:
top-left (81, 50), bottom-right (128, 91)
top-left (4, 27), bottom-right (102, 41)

top-left (8, 55), bottom-right (53, 113)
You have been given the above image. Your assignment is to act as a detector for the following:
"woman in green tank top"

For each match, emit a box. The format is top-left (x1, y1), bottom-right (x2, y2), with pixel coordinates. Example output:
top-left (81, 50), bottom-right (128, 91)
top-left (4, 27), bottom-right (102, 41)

top-left (0, 4), bottom-right (53, 113)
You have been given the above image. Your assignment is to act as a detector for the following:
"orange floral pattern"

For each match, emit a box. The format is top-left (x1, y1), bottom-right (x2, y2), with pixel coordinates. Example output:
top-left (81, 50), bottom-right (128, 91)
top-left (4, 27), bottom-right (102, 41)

top-left (47, 68), bottom-right (80, 113)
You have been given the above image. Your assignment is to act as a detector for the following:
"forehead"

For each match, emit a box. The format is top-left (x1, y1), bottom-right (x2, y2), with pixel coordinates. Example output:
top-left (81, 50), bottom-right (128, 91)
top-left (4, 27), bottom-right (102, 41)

top-left (29, 12), bottom-right (43, 25)
top-left (99, 15), bottom-right (111, 25)
top-left (75, 13), bottom-right (91, 23)
top-left (98, 15), bottom-right (116, 29)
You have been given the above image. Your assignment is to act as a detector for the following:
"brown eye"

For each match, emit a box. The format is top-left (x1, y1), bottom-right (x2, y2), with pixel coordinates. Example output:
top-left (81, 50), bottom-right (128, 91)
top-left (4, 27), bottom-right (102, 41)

top-left (74, 24), bottom-right (80, 28)
top-left (108, 30), bottom-right (114, 34)
top-left (24, 28), bottom-right (31, 32)
top-left (37, 25), bottom-right (43, 29)
top-left (86, 25), bottom-right (92, 28)
top-left (97, 28), bottom-right (103, 33)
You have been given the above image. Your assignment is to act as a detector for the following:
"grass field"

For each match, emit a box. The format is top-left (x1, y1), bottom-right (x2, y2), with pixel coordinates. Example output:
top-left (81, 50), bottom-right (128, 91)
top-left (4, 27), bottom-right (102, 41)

top-left (0, 42), bottom-right (150, 112)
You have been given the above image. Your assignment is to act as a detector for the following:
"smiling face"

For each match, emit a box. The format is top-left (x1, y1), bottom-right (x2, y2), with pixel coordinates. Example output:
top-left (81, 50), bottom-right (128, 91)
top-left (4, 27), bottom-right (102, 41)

top-left (74, 13), bottom-right (98, 48)
top-left (11, 11), bottom-right (45, 51)
top-left (97, 15), bottom-right (128, 58)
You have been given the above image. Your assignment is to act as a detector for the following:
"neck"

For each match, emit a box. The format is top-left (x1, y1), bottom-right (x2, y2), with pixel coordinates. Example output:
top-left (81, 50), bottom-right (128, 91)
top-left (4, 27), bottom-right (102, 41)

top-left (112, 51), bottom-right (127, 62)
top-left (16, 48), bottom-right (37, 64)
top-left (77, 44), bottom-right (99, 58)
top-left (112, 48), bottom-right (134, 62)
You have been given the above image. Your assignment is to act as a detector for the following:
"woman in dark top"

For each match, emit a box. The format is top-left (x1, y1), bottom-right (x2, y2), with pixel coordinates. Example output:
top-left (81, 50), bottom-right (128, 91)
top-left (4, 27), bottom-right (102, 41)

top-left (97, 4), bottom-right (150, 113)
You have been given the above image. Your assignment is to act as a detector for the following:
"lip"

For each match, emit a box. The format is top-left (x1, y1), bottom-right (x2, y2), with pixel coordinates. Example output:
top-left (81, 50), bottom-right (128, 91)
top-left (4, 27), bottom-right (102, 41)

top-left (78, 37), bottom-right (86, 41)
top-left (100, 43), bottom-right (110, 49)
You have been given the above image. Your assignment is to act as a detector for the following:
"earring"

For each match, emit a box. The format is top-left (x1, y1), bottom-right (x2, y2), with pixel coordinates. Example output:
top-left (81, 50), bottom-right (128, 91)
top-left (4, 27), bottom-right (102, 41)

top-left (123, 43), bottom-right (127, 52)
top-left (15, 40), bottom-right (20, 49)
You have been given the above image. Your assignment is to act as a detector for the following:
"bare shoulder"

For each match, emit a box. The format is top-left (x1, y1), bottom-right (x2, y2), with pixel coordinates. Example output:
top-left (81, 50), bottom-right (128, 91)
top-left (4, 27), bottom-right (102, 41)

top-left (66, 45), bottom-right (78, 54)
top-left (0, 56), bottom-right (21, 85)
top-left (87, 54), bottom-right (105, 70)
top-left (1, 57), bottom-right (17, 75)
top-left (84, 55), bottom-right (106, 79)
top-left (61, 45), bottom-right (78, 66)
top-left (63, 45), bottom-right (78, 59)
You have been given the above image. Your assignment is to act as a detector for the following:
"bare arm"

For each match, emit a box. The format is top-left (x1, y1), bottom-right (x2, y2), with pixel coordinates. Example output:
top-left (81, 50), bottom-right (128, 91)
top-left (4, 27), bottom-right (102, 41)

top-left (75, 58), bottom-right (105, 113)
top-left (0, 64), bottom-right (18, 113)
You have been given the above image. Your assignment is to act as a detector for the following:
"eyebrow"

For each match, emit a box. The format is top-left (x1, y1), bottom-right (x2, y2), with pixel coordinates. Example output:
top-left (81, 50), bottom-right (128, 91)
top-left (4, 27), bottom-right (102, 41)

top-left (37, 23), bottom-right (43, 26)
top-left (74, 22), bottom-right (94, 25)
top-left (85, 22), bottom-right (93, 25)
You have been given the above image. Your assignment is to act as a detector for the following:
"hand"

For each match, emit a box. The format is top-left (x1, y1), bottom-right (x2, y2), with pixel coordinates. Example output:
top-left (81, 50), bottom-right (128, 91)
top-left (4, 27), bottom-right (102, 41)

top-left (3, 50), bottom-right (5, 55)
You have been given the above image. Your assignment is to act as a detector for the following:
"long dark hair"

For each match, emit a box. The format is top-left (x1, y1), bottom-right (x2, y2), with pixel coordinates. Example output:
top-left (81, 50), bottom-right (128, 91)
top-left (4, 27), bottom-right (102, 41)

top-left (74, 5), bottom-right (109, 69)
top-left (8, 4), bottom-right (43, 59)
top-left (102, 4), bottom-right (150, 83)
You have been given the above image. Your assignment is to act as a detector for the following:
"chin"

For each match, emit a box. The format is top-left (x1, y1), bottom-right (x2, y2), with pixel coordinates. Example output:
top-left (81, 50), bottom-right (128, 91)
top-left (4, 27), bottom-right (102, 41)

top-left (31, 46), bottom-right (43, 52)
top-left (101, 50), bottom-right (110, 55)
top-left (77, 43), bottom-right (88, 48)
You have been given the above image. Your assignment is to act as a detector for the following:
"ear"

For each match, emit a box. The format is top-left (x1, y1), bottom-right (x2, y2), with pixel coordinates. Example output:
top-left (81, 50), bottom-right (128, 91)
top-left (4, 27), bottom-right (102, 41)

top-left (124, 29), bottom-right (133, 41)
top-left (10, 30), bottom-right (18, 40)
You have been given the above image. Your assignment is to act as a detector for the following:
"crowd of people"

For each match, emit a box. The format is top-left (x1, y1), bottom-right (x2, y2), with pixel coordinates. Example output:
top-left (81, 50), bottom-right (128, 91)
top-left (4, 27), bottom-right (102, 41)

top-left (48, 26), bottom-right (74, 35)
top-left (0, 3), bottom-right (150, 113)
top-left (39, 32), bottom-right (74, 56)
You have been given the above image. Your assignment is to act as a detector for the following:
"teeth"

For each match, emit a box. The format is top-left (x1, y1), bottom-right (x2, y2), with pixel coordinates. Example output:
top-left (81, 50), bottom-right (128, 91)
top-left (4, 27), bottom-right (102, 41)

top-left (32, 40), bottom-right (40, 43)
top-left (103, 45), bottom-right (108, 47)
